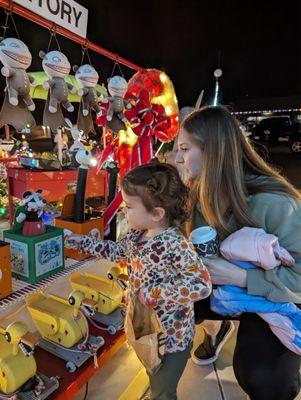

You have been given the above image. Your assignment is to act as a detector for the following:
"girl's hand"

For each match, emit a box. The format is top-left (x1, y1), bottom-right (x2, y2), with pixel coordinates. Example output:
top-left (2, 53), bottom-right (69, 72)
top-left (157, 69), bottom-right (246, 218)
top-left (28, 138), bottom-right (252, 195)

top-left (138, 289), bottom-right (158, 309)
top-left (64, 233), bottom-right (83, 250)
top-left (202, 257), bottom-right (247, 287)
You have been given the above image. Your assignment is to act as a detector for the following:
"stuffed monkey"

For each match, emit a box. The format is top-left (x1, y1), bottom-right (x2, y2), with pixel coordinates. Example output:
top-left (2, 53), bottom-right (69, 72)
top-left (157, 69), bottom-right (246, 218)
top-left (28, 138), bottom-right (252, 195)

top-left (40, 50), bottom-right (76, 114)
top-left (0, 37), bottom-right (35, 110)
top-left (104, 75), bottom-right (131, 123)
top-left (74, 64), bottom-right (102, 116)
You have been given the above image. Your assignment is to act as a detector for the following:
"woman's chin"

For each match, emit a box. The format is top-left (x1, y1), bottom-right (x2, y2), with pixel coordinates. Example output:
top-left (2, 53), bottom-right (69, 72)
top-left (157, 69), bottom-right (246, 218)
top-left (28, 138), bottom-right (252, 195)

top-left (182, 173), bottom-right (194, 185)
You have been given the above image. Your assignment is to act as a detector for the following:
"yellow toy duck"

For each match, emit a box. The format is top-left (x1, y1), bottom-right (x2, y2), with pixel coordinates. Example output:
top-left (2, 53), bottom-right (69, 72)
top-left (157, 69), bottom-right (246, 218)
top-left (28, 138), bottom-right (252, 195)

top-left (70, 271), bottom-right (125, 316)
top-left (0, 321), bottom-right (38, 395)
top-left (26, 290), bottom-right (94, 348)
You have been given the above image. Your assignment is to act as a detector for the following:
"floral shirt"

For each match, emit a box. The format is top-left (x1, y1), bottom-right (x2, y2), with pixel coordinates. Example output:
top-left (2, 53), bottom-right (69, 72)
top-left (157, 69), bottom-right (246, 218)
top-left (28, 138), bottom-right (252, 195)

top-left (79, 227), bottom-right (212, 353)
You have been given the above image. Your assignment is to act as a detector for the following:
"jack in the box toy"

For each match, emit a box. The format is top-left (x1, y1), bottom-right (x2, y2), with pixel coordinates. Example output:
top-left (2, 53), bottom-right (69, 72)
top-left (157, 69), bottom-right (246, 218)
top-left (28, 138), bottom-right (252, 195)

top-left (5, 191), bottom-right (64, 284)
top-left (13, 189), bottom-right (46, 237)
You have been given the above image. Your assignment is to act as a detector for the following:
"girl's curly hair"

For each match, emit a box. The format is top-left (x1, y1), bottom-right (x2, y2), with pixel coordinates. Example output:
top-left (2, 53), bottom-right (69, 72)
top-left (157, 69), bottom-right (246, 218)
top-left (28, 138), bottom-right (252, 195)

top-left (121, 161), bottom-right (189, 227)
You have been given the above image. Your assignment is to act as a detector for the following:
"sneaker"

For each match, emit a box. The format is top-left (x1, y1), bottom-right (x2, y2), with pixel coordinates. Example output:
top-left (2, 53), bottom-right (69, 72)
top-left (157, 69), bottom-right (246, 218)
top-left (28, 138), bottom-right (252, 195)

top-left (191, 320), bottom-right (235, 365)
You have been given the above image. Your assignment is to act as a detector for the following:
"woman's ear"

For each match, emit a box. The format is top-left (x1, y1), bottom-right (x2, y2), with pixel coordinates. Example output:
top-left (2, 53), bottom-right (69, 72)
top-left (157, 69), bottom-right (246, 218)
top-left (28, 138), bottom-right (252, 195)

top-left (152, 207), bottom-right (166, 223)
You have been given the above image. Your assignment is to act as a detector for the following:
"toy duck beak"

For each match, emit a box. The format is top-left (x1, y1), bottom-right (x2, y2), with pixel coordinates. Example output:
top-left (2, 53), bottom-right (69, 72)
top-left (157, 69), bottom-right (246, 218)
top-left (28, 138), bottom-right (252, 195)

top-left (117, 275), bottom-right (128, 291)
top-left (118, 273), bottom-right (129, 282)
top-left (81, 298), bottom-right (95, 316)
top-left (19, 332), bottom-right (39, 356)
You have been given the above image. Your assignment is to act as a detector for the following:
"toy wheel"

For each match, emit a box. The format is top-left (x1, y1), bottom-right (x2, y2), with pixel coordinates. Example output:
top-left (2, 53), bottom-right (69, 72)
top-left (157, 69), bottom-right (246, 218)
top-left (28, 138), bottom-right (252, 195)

top-left (97, 336), bottom-right (105, 346)
top-left (66, 361), bottom-right (77, 372)
top-left (108, 325), bottom-right (117, 335)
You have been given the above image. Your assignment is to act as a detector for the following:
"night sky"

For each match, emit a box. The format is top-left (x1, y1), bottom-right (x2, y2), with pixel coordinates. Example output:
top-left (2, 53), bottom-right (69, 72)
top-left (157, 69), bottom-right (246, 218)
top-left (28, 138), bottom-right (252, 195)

top-left (0, 0), bottom-right (300, 109)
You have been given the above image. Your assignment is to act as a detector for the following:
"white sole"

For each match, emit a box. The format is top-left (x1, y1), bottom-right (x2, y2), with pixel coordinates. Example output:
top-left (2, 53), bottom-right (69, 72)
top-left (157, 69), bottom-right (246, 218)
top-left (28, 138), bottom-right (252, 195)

top-left (191, 321), bottom-right (235, 366)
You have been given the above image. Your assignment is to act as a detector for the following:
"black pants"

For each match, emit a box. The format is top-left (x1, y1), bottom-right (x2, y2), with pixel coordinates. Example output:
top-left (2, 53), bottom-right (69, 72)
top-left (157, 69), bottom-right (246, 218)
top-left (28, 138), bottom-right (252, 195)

top-left (195, 297), bottom-right (301, 400)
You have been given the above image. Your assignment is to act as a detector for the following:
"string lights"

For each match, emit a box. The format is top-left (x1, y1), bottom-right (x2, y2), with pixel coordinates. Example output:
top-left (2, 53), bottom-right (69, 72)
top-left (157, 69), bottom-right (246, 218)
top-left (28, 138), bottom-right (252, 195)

top-left (232, 108), bottom-right (301, 115)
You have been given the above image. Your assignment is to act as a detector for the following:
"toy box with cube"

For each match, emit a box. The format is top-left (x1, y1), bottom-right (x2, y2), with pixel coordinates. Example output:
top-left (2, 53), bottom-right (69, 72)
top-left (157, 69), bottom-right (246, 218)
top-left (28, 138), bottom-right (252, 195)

top-left (4, 225), bottom-right (64, 284)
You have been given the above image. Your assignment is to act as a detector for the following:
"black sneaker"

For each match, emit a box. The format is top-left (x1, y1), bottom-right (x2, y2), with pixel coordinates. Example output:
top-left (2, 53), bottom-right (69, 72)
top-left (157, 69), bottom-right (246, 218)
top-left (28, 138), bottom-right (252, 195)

top-left (191, 321), bottom-right (235, 365)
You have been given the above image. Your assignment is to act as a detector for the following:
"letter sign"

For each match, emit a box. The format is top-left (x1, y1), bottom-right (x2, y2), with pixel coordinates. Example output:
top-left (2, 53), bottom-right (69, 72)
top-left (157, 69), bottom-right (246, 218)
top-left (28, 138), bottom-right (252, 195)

top-left (13, 0), bottom-right (88, 38)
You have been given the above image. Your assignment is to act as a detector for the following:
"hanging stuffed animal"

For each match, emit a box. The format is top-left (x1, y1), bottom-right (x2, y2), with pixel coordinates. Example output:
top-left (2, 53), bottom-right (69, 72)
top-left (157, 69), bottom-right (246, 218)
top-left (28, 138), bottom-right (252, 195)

top-left (40, 50), bottom-right (76, 132)
top-left (99, 75), bottom-right (132, 133)
top-left (0, 37), bottom-right (36, 130)
top-left (74, 64), bottom-right (102, 134)
top-left (65, 118), bottom-right (85, 153)
top-left (64, 118), bottom-right (86, 166)
top-left (105, 75), bottom-right (130, 122)
top-left (74, 64), bottom-right (102, 116)
top-left (53, 127), bottom-right (69, 151)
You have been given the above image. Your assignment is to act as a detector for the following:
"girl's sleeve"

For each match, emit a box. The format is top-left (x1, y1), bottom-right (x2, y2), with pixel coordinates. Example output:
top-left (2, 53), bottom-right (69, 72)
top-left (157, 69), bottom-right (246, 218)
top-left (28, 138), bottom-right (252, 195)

top-left (141, 236), bottom-right (212, 308)
top-left (79, 235), bottom-right (128, 262)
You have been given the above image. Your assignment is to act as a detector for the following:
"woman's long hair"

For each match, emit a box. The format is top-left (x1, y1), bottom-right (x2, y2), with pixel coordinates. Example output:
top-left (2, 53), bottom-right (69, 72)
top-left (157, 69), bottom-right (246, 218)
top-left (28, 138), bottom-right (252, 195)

top-left (183, 106), bottom-right (301, 236)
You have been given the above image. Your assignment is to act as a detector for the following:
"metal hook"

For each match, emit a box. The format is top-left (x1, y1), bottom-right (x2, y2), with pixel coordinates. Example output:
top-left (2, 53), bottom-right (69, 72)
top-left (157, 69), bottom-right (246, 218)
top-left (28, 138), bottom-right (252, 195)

top-left (49, 22), bottom-right (57, 36)
top-left (80, 40), bottom-right (92, 66)
top-left (3, 3), bottom-right (19, 40)
top-left (112, 56), bottom-right (124, 78)
top-left (47, 23), bottom-right (61, 52)
top-left (6, 0), bottom-right (14, 13)
top-left (81, 39), bottom-right (89, 51)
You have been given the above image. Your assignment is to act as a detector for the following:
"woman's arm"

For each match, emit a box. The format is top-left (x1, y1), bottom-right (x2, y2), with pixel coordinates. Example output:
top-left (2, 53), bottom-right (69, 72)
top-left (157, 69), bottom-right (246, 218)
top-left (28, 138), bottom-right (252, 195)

top-left (247, 194), bottom-right (301, 303)
top-left (201, 257), bottom-right (247, 287)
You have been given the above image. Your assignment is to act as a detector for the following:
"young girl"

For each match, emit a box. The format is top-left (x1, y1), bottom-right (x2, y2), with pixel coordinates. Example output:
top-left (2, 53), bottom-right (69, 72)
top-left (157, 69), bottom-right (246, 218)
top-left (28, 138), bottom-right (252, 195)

top-left (65, 162), bottom-right (212, 400)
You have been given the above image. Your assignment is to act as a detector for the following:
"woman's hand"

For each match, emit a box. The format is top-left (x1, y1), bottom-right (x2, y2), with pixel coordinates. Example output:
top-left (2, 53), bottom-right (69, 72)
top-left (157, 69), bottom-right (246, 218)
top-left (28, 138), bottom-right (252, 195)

top-left (201, 256), bottom-right (247, 287)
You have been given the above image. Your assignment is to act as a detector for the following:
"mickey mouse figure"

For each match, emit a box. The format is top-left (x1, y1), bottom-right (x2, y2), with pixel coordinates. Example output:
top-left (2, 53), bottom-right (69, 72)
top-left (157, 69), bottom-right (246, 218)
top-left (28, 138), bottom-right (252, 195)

top-left (13, 189), bottom-right (47, 237)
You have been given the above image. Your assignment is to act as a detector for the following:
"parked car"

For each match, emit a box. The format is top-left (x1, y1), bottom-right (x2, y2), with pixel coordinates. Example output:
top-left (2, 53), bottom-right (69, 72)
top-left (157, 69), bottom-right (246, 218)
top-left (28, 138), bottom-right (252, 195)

top-left (250, 116), bottom-right (301, 153)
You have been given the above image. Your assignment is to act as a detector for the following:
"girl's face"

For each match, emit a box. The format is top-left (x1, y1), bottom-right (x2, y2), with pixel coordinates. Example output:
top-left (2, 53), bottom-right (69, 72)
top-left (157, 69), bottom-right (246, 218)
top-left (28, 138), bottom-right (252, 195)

top-left (121, 190), bottom-right (161, 231)
top-left (175, 128), bottom-right (204, 183)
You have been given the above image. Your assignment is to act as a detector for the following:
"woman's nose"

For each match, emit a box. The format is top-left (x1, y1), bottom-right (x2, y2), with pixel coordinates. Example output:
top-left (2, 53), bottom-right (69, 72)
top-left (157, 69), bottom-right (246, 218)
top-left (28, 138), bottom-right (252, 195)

top-left (175, 151), bottom-right (183, 164)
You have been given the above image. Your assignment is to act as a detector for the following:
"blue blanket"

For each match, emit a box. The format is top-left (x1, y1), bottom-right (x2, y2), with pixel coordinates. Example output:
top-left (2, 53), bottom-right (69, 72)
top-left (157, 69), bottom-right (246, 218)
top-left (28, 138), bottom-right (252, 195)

top-left (211, 260), bottom-right (301, 354)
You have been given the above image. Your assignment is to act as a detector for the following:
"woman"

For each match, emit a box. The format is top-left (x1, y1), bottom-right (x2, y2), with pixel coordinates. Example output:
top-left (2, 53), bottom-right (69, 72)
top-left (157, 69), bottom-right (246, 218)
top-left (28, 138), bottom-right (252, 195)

top-left (175, 105), bottom-right (301, 400)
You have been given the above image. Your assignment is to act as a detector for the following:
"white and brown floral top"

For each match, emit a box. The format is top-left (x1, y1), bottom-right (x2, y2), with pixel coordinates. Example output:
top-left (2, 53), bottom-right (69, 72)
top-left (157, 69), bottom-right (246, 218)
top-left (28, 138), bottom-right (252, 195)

top-left (79, 226), bottom-right (212, 353)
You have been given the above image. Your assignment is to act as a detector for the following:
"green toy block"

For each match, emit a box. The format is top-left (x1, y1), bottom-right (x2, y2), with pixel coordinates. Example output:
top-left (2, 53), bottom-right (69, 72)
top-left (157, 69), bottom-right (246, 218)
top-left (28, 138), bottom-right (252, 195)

top-left (3, 225), bottom-right (65, 284)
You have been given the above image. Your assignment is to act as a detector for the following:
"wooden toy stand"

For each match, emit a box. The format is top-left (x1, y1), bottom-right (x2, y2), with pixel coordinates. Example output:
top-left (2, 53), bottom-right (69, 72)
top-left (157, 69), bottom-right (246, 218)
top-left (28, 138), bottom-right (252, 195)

top-left (0, 240), bottom-right (12, 299)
